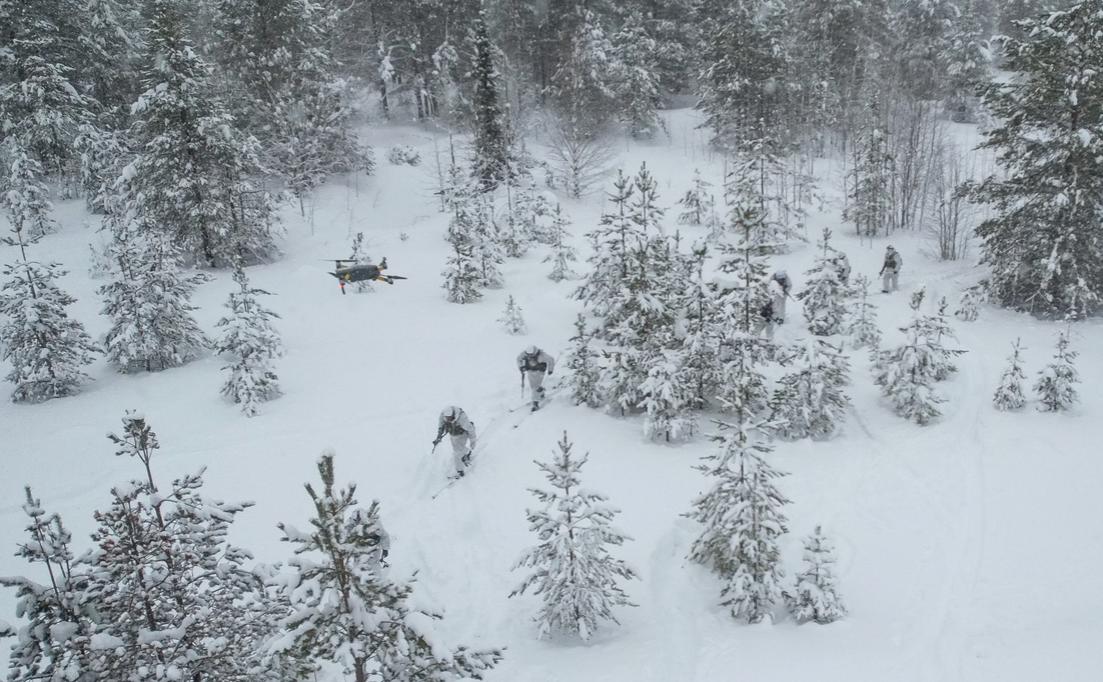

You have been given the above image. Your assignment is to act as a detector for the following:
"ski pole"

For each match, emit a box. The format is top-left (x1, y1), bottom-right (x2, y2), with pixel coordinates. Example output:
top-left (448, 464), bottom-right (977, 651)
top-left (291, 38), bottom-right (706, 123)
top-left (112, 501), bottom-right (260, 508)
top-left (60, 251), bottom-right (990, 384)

top-left (520, 371), bottom-right (526, 400)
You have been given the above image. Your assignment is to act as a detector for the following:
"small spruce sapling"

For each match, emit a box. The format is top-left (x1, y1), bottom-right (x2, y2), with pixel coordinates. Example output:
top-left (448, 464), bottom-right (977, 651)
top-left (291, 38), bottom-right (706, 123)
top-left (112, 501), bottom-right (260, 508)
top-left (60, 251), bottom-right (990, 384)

top-left (274, 452), bottom-right (502, 679)
top-left (564, 314), bottom-right (603, 408)
top-left (545, 204), bottom-right (578, 281)
top-left (498, 295), bottom-right (527, 334)
top-left (511, 432), bottom-right (637, 641)
top-left (1034, 329), bottom-right (1079, 412)
top-left (787, 526), bottom-right (847, 624)
top-left (215, 267), bottom-right (284, 416)
top-left (993, 338), bottom-right (1027, 411)
top-left (845, 275), bottom-right (881, 350)
top-left (0, 258), bottom-right (99, 403)
top-left (770, 340), bottom-right (851, 441)
top-left (955, 285), bottom-right (985, 321)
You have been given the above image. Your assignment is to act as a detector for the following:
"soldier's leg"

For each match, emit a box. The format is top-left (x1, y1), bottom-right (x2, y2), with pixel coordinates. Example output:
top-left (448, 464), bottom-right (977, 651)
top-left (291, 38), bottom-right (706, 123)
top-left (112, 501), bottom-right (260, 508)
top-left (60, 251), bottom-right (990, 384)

top-left (890, 271), bottom-right (899, 291)
top-left (528, 370), bottom-right (545, 402)
top-left (450, 434), bottom-right (468, 473)
top-left (882, 271), bottom-right (892, 292)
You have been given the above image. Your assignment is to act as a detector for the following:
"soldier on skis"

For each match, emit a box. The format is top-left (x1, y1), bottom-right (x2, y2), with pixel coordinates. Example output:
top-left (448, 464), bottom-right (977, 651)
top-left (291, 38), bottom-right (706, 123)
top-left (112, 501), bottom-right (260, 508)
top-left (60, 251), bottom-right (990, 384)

top-left (880, 245), bottom-right (903, 293)
top-left (517, 345), bottom-right (555, 412)
top-left (433, 406), bottom-right (477, 477)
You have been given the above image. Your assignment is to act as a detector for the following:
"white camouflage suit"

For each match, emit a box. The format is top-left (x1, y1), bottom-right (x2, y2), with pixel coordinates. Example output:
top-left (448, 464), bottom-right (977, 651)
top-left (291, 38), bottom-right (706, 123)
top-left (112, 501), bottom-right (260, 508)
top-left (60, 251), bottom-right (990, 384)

top-left (517, 347), bottom-right (556, 407)
top-left (881, 248), bottom-right (903, 292)
top-left (435, 407), bottom-right (476, 475)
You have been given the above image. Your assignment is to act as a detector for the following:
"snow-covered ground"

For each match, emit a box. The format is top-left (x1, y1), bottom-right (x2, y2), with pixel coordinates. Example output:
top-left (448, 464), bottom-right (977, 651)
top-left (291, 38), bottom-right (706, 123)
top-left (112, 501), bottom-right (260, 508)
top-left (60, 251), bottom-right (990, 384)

top-left (3, 109), bottom-right (1102, 681)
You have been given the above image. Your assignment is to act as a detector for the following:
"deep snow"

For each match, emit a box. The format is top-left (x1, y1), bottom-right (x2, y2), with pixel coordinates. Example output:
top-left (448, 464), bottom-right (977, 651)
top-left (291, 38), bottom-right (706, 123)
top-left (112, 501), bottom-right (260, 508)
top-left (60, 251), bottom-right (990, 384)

top-left (2, 109), bottom-right (1102, 681)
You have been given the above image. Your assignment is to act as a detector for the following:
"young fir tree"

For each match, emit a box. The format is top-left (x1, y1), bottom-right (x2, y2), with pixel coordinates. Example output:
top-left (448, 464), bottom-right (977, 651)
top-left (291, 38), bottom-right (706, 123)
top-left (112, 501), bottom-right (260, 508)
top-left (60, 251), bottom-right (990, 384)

top-left (845, 275), bottom-right (882, 350)
top-left (871, 292), bottom-right (949, 425)
top-left (498, 294), bottom-right (527, 334)
top-left (0, 488), bottom-right (101, 682)
top-left (123, 0), bottom-right (279, 267)
top-left (510, 432), bottom-right (637, 641)
top-left (575, 170), bottom-right (639, 322)
top-left (472, 194), bottom-right (505, 289)
top-left (969, 2), bottom-right (1103, 318)
top-left (99, 220), bottom-right (209, 373)
top-left (797, 228), bottom-right (849, 336)
top-left (470, 11), bottom-right (511, 189)
top-left (638, 342), bottom-right (699, 443)
top-left (686, 409), bottom-right (790, 624)
top-left (216, 267), bottom-right (284, 416)
top-left (274, 452), bottom-right (502, 680)
top-left (678, 169), bottom-right (715, 227)
top-left (993, 338), bottom-right (1028, 411)
top-left (442, 193), bottom-right (484, 304)
top-left (1034, 328), bottom-right (1079, 412)
top-left (929, 296), bottom-right (966, 381)
top-left (544, 204), bottom-right (579, 282)
top-left (0, 256), bottom-right (100, 403)
top-left (85, 413), bottom-right (266, 681)
top-left (770, 340), bottom-right (851, 441)
top-left (2, 148), bottom-right (57, 238)
top-left (955, 284), bottom-right (985, 321)
top-left (787, 525), bottom-right (847, 625)
top-left (564, 314), bottom-right (603, 408)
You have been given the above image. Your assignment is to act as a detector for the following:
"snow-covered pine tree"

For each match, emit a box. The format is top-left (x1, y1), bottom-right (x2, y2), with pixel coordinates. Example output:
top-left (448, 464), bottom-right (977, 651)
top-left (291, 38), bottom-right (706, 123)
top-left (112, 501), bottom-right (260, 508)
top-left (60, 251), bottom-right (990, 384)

top-left (678, 243), bottom-right (723, 409)
top-left (472, 193), bottom-right (505, 289)
top-left (511, 432), bottom-right (637, 640)
top-left (969, 2), bottom-right (1103, 318)
top-left (574, 169), bottom-right (638, 321)
top-left (797, 228), bottom-right (848, 336)
top-left (545, 204), bottom-right (578, 282)
top-left (638, 342), bottom-right (699, 443)
top-left (686, 410), bottom-right (790, 624)
top-left (547, 8), bottom-right (620, 137)
top-left (498, 294), bottom-right (527, 334)
top-left (612, 11), bottom-right (664, 139)
top-left (0, 488), bottom-right (101, 682)
top-left (945, 0), bottom-right (990, 121)
top-left (99, 217), bottom-right (208, 373)
top-left (1034, 328), bottom-right (1079, 412)
top-left (892, 0), bottom-right (957, 101)
top-left (787, 526), bottom-right (847, 624)
top-left (216, 267), bottom-right (283, 416)
top-left (695, 1), bottom-right (789, 153)
top-left (0, 17), bottom-right (91, 179)
top-left (2, 148), bottom-right (57, 238)
top-left (600, 346), bottom-right (646, 417)
top-left (470, 10), bottom-right (511, 189)
top-left (213, 0), bottom-right (368, 206)
top-left (564, 314), bottom-right (603, 408)
top-left (845, 275), bottom-right (882, 350)
top-left (993, 338), bottom-right (1028, 411)
top-left (845, 94), bottom-right (894, 238)
top-left (85, 413), bottom-right (267, 681)
top-left (123, 0), bottom-right (279, 266)
top-left (871, 292), bottom-right (946, 425)
top-left (928, 296), bottom-right (966, 381)
top-left (0, 255), bottom-right (99, 403)
top-left (274, 452), bottom-right (502, 680)
top-left (442, 192), bottom-right (484, 304)
top-left (770, 340), bottom-right (851, 441)
top-left (678, 169), bottom-right (715, 227)
top-left (955, 284), bottom-right (985, 321)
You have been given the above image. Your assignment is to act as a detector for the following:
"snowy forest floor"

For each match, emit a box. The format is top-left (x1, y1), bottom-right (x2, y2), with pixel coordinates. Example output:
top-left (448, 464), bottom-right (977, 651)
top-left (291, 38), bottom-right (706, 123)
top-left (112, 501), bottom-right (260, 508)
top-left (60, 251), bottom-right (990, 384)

top-left (2, 108), bottom-right (1102, 681)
